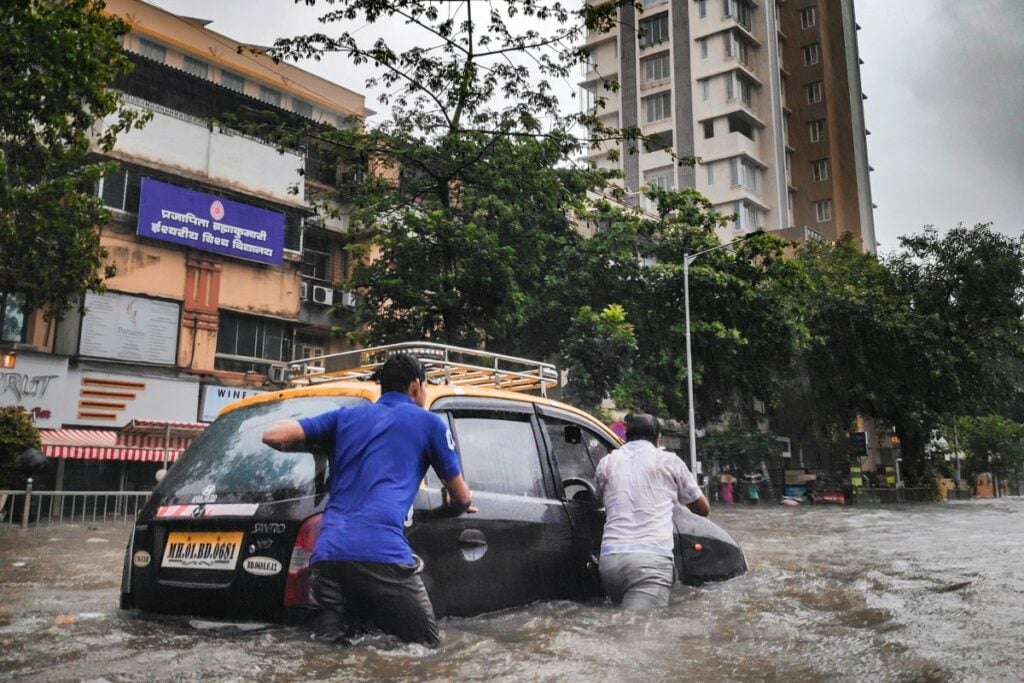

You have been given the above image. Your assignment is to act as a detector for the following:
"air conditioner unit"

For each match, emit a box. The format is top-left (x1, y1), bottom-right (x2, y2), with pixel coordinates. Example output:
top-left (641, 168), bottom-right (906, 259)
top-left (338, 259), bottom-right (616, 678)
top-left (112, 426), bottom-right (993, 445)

top-left (268, 364), bottom-right (290, 383)
top-left (339, 290), bottom-right (358, 308)
top-left (299, 281), bottom-right (310, 301)
top-left (311, 285), bottom-right (334, 306)
top-left (303, 365), bottom-right (326, 376)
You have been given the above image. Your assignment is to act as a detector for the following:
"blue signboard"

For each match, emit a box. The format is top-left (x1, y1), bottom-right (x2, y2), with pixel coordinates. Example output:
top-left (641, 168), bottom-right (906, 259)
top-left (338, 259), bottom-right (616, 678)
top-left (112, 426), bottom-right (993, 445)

top-left (136, 178), bottom-right (285, 265)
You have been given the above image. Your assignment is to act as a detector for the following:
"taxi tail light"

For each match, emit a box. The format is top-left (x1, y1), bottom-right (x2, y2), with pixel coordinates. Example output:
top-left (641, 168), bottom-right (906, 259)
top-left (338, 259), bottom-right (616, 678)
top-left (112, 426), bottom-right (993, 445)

top-left (284, 513), bottom-right (322, 607)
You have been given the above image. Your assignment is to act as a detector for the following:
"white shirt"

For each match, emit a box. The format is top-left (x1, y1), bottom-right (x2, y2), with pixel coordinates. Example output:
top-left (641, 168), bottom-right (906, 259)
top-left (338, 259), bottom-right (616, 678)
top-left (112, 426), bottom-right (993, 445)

top-left (595, 440), bottom-right (703, 558)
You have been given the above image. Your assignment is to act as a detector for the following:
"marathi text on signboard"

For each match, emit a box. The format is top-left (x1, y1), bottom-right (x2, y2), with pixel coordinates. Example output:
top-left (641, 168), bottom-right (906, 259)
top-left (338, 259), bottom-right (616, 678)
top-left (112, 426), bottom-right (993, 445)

top-left (137, 177), bottom-right (284, 265)
top-left (80, 291), bottom-right (180, 365)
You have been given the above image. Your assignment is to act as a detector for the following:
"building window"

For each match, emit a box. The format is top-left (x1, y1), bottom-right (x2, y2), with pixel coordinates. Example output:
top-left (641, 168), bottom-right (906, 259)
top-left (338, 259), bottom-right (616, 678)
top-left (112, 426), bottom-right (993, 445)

top-left (727, 71), bottom-right (753, 106)
top-left (222, 70), bottom-right (245, 92)
top-left (642, 168), bottom-right (673, 212)
top-left (259, 86), bottom-right (282, 107)
top-left (639, 13), bottom-right (669, 47)
top-left (731, 200), bottom-right (760, 232)
top-left (706, 162), bottom-right (715, 185)
top-left (698, 0), bottom-right (707, 18)
top-left (300, 229), bottom-right (332, 281)
top-left (643, 91), bottom-right (672, 123)
top-left (0, 293), bottom-right (27, 343)
top-left (808, 119), bottom-right (825, 142)
top-left (642, 52), bottom-right (671, 84)
top-left (815, 198), bottom-right (832, 222)
top-left (137, 38), bottom-right (165, 63)
top-left (182, 56), bottom-right (208, 79)
top-left (727, 113), bottom-right (754, 140)
top-left (723, 0), bottom-right (752, 30)
top-left (703, 120), bottom-right (715, 139)
top-left (99, 166), bottom-right (142, 213)
top-left (802, 43), bottom-right (820, 66)
top-left (730, 156), bottom-right (760, 191)
top-left (284, 215), bottom-right (303, 252)
top-left (811, 158), bottom-right (829, 182)
top-left (805, 81), bottom-right (823, 103)
top-left (799, 6), bottom-right (817, 29)
top-left (725, 32), bottom-right (749, 64)
top-left (292, 99), bottom-right (313, 118)
top-left (701, 79), bottom-right (710, 101)
top-left (645, 130), bottom-right (673, 151)
top-left (215, 312), bottom-right (293, 373)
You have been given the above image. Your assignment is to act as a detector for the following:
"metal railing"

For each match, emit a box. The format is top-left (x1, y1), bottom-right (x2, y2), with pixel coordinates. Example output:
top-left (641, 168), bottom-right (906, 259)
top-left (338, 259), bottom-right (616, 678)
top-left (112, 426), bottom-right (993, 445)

top-left (0, 482), bottom-right (151, 530)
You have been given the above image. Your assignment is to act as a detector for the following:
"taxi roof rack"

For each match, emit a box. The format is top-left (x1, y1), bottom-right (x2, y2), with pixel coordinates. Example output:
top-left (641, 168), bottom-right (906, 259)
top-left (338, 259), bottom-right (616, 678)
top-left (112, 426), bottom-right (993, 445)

top-left (287, 342), bottom-right (560, 397)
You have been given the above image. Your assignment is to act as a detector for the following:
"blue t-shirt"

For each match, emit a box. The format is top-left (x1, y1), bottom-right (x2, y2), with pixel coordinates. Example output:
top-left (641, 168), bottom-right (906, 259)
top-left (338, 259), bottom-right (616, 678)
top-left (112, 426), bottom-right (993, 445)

top-left (298, 392), bottom-right (462, 565)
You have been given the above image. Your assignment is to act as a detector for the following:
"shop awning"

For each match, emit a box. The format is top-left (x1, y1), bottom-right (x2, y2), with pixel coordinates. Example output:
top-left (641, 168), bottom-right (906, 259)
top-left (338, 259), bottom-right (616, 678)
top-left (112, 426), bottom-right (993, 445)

top-left (39, 421), bottom-right (206, 463)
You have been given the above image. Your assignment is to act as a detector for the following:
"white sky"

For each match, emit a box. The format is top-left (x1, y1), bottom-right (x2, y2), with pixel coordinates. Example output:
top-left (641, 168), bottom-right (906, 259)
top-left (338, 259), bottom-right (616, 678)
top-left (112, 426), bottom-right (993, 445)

top-left (150, 0), bottom-right (1024, 254)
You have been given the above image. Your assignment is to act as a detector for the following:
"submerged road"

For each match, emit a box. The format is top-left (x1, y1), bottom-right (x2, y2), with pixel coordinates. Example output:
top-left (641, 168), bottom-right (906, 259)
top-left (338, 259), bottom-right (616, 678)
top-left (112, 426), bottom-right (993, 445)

top-left (1, 498), bottom-right (1021, 682)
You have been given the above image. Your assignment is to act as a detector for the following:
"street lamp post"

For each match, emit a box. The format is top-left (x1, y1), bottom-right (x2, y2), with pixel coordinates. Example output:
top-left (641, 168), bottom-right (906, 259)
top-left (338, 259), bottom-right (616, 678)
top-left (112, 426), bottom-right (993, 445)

top-left (683, 233), bottom-right (758, 479)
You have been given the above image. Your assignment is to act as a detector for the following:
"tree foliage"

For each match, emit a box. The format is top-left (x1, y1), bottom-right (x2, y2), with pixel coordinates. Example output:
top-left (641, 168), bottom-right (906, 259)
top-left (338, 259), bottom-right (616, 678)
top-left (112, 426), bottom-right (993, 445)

top-left (954, 415), bottom-right (1024, 476)
top-left (566, 188), bottom-right (810, 425)
top-left (0, 407), bottom-right (40, 486)
top-left (0, 0), bottom-right (147, 319)
top-left (561, 304), bottom-right (637, 410)
top-left (791, 225), bottom-right (1024, 484)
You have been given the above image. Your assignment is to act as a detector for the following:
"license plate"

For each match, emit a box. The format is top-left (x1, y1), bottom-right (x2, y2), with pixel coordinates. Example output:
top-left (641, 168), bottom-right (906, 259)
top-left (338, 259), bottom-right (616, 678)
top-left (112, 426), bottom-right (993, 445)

top-left (162, 531), bottom-right (244, 571)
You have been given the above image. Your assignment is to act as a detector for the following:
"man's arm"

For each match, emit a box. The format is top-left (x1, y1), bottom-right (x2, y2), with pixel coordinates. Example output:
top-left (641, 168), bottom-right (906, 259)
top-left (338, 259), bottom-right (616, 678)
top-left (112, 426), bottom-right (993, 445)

top-left (441, 474), bottom-right (477, 515)
top-left (262, 420), bottom-right (308, 452)
top-left (686, 495), bottom-right (710, 517)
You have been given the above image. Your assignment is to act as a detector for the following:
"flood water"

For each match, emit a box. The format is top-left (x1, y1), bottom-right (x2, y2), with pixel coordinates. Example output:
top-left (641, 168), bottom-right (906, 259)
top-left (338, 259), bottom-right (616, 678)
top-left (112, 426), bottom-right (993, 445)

top-left (1, 498), bottom-right (1021, 682)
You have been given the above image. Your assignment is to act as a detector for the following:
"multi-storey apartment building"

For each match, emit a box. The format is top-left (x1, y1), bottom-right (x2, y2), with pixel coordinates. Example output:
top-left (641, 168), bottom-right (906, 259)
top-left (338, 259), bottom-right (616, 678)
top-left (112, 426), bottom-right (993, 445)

top-left (582, 0), bottom-right (875, 252)
top-left (0, 0), bottom-right (371, 491)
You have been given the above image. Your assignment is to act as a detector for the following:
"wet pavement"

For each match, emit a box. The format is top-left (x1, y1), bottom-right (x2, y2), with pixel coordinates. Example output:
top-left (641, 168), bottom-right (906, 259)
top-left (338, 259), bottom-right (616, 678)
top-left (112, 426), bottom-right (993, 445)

top-left (1, 498), bottom-right (1021, 682)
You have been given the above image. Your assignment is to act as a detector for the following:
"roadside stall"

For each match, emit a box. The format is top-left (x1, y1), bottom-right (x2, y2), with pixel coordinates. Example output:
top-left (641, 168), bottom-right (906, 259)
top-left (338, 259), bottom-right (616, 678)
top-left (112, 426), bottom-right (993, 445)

top-left (39, 419), bottom-right (207, 492)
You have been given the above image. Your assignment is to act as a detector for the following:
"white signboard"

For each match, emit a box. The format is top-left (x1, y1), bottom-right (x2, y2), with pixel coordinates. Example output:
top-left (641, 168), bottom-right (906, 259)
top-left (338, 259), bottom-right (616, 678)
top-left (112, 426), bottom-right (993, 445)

top-left (64, 370), bottom-right (200, 427)
top-left (200, 385), bottom-right (266, 422)
top-left (0, 352), bottom-right (69, 428)
top-left (79, 291), bottom-right (180, 365)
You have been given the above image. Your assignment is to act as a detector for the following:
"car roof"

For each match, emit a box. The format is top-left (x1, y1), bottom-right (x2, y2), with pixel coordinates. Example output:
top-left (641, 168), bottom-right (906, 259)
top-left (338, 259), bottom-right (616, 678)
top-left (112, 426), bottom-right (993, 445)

top-left (220, 381), bottom-right (621, 443)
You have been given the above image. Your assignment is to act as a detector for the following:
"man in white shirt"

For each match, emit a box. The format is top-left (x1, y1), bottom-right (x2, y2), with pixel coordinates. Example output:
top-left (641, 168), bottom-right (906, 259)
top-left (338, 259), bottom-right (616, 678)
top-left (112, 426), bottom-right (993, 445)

top-left (595, 413), bottom-right (710, 608)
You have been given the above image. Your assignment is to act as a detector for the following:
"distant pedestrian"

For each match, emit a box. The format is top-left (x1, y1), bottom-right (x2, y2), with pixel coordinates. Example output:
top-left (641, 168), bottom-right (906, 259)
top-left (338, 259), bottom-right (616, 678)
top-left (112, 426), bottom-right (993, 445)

top-left (595, 413), bottom-right (709, 609)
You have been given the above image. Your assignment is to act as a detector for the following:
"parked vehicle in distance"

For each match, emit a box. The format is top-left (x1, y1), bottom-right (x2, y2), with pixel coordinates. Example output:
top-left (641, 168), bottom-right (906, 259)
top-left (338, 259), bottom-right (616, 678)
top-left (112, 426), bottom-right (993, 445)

top-left (120, 343), bottom-right (747, 621)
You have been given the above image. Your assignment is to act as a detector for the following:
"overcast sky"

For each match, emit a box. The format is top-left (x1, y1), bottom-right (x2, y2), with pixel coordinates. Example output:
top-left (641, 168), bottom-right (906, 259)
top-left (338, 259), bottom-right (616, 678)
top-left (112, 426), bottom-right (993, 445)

top-left (151, 0), bottom-right (1024, 254)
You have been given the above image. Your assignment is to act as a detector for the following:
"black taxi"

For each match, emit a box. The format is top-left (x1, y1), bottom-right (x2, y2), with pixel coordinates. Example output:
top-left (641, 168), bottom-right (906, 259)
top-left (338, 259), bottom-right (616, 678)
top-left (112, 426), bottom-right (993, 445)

top-left (120, 343), bottom-right (747, 620)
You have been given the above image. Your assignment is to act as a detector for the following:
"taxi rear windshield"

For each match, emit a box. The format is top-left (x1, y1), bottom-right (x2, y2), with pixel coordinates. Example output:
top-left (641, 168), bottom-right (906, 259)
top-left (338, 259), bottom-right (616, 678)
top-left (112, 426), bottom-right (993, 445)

top-left (156, 396), bottom-right (368, 504)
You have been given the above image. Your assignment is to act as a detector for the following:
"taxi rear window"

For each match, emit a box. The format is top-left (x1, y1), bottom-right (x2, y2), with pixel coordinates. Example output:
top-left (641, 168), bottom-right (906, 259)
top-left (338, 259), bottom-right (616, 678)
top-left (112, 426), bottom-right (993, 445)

top-left (156, 396), bottom-right (367, 504)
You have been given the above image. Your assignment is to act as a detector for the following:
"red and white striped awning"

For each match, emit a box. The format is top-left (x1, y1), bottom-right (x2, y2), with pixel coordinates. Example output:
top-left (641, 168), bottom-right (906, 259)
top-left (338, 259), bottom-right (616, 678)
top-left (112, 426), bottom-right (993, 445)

top-left (39, 429), bottom-right (187, 463)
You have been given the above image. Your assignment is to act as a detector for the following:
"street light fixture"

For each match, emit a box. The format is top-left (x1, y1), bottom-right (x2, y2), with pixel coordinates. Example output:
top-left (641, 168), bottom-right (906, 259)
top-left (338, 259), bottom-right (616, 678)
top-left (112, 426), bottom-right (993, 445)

top-left (683, 232), bottom-right (759, 479)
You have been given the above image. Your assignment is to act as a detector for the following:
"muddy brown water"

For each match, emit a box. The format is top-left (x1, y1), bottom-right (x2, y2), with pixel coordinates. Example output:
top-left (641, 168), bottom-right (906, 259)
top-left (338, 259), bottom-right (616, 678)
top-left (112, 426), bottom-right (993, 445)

top-left (1, 499), bottom-right (1021, 682)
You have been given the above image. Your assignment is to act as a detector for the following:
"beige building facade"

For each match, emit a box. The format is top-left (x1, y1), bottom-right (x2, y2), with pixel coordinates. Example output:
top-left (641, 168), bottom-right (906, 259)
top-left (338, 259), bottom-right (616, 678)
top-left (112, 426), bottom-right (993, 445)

top-left (2, 0), bottom-right (370, 449)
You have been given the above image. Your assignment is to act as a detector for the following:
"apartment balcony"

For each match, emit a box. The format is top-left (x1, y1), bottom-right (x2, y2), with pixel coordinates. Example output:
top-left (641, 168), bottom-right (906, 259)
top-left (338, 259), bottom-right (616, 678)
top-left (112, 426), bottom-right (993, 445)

top-left (698, 129), bottom-right (764, 165)
top-left (95, 96), bottom-right (305, 208)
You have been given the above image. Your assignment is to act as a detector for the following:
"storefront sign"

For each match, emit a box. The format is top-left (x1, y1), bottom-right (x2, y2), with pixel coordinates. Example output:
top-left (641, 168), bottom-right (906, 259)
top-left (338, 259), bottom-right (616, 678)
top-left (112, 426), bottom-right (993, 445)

top-left (79, 291), bottom-right (179, 365)
top-left (0, 352), bottom-right (69, 428)
top-left (64, 369), bottom-right (201, 427)
top-left (137, 177), bottom-right (284, 265)
top-left (200, 385), bottom-right (266, 422)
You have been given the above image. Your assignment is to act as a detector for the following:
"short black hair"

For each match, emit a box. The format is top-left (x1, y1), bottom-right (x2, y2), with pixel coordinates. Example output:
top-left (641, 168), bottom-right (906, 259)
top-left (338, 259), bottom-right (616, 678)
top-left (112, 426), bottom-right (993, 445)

top-left (379, 353), bottom-right (426, 393)
top-left (625, 413), bottom-right (661, 443)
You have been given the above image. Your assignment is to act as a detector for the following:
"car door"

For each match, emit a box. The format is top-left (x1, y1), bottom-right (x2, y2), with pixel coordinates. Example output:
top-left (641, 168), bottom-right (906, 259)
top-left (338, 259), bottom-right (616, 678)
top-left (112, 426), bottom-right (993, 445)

top-left (408, 397), bottom-right (578, 617)
top-left (537, 407), bottom-right (614, 599)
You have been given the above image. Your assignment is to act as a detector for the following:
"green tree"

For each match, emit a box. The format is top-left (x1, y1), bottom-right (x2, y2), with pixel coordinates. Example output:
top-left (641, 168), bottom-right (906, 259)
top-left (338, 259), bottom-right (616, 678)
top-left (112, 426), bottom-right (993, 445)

top-left (569, 188), bottom-right (810, 427)
top-left (954, 414), bottom-right (1024, 479)
top-left (790, 226), bottom-right (1024, 485)
top-left (561, 304), bottom-right (637, 410)
top-left (0, 407), bottom-right (40, 486)
top-left (701, 427), bottom-right (781, 475)
top-left (0, 0), bottom-right (147, 320)
top-left (271, 1), bottom-right (652, 348)
top-left (885, 224), bottom-right (1024, 482)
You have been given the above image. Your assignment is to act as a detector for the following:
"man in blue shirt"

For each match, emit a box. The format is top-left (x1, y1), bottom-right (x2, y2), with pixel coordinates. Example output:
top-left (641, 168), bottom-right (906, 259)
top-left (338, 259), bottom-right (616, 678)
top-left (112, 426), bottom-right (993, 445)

top-left (262, 354), bottom-right (474, 646)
